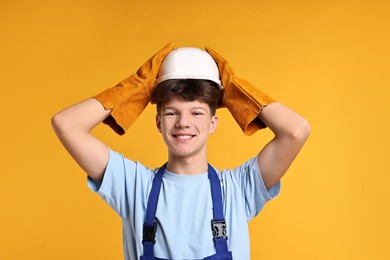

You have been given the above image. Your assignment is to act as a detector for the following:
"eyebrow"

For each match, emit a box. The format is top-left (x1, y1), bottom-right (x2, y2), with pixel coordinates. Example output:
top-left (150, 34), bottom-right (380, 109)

top-left (162, 106), bottom-right (207, 111)
top-left (192, 106), bottom-right (207, 111)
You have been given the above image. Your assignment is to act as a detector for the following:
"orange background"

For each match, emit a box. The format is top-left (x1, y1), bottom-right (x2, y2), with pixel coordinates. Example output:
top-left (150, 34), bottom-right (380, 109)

top-left (1, 0), bottom-right (389, 259)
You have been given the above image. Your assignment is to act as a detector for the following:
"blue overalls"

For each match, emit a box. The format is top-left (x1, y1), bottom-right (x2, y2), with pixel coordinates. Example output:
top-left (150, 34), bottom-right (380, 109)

top-left (140, 164), bottom-right (233, 260)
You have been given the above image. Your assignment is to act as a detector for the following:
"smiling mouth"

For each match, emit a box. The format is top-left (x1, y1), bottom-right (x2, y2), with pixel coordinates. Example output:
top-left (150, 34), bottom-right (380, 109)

top-left (172, 134), bottom-right (195, 140)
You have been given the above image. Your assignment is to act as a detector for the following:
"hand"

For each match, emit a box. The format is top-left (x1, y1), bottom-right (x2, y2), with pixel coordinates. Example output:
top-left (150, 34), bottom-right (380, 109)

top-left (205, 46), bottom-right (275, 135)
top-left (94, 43), bottom-right (175, 135)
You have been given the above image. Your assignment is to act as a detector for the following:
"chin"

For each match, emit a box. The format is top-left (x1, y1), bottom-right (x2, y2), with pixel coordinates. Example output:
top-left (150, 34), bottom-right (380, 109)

top-left (169, 148), bottom-right (202, 159)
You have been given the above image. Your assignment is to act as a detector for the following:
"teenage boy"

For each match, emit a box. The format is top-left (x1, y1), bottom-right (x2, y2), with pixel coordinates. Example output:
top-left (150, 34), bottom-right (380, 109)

top-left (52, 44), bottom-right (310, 260)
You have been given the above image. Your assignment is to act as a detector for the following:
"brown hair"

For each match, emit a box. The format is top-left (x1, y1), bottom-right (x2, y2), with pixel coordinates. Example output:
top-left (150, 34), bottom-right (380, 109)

top-left (150, 79), bottom-right (223, 116)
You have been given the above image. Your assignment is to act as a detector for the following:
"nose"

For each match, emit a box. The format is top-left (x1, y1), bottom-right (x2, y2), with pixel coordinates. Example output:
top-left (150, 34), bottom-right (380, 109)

top-left (175, 114), bottom-right (191, 128)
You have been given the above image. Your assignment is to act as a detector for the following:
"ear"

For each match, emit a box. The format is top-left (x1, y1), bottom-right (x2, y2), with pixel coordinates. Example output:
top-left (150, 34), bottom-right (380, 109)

top-left (208, 115), bottom-right (218, 134)
top-left (156, 114), bottom-right (162, 133)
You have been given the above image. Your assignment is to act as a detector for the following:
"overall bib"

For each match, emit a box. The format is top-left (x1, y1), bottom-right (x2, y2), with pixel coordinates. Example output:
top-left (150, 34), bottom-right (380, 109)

top-left (140, 164), bottom-right (233, 260)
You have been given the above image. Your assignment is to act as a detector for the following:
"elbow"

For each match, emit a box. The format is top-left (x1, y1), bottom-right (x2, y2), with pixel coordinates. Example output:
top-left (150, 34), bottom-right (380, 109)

top-left (291, 118), bottom-right (311, 142)
top-left (288, 118), bottom-right (311, 144)
top-left (51, 112), bottom-right (70, 136)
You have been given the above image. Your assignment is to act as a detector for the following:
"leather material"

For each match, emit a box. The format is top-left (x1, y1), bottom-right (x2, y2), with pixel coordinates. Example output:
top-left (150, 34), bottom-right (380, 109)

top-left (94, 43), bottom-right (175, 135)
top-left (205, 47), bottom-right (276, 135)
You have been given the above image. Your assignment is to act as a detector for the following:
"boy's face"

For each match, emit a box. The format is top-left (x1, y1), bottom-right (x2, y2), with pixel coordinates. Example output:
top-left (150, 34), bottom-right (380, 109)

top-left (156, 97), bottom-right (218, 160)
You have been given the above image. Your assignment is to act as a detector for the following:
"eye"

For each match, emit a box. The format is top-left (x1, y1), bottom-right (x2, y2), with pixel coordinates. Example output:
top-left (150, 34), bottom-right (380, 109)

top-left (163, 111), bottom-right (177, 116)
top-left (192, 111), bottom-right (204, 116)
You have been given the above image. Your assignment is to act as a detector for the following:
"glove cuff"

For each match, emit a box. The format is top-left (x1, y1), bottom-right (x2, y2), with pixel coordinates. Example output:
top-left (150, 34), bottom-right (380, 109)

top-left (224, 78), bottom-right (275, 135)
top-left (93, 75), bottom-right (149, 135)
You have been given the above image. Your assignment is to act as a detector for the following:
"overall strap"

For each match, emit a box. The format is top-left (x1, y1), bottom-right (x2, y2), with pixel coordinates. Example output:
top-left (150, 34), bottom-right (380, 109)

top-left (142, 164), bottom-right (230, 258)
top-left (208, 165), bottom-right (229, 254)
top-left (142, 164), bottom-right (166, 258)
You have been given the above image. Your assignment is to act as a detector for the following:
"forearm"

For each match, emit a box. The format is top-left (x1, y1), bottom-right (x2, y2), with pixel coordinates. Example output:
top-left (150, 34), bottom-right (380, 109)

top-left (52, 98), bottom-right (111, 134)
top-left (259, 102), bottom-right (310, 140)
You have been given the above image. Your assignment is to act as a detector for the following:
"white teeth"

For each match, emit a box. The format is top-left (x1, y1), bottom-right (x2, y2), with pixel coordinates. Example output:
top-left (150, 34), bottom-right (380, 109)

top-left (176, 135), bottom-right (192, 139)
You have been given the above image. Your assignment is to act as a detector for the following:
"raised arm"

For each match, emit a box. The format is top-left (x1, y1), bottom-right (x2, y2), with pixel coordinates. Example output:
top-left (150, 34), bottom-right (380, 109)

top-left (205, 47), bottom-right (310, 189)
top-left (257, 102), bottom-right (310, 189)
top-left (51, 44), bottom-right (174, 182)
top-left (51, 98), bottom-right (111, 182)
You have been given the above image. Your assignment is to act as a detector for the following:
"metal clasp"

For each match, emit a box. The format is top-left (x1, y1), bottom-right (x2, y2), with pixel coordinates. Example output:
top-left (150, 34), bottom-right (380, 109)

top-left (142, 222), bottom-right (157, 244)
top-left (211, 219), bottom-right (228, 240)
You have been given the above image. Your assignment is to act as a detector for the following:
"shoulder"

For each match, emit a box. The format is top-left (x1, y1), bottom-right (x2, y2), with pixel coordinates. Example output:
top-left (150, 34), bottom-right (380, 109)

top-left (107, 148), bottom-right (156, 174)
top-left (216, 157), bottom-right (260, 178)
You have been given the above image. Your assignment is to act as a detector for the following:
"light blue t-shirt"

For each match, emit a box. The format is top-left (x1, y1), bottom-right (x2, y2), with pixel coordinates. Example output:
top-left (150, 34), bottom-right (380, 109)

top-left (88, 148), bottom-right (280, 260)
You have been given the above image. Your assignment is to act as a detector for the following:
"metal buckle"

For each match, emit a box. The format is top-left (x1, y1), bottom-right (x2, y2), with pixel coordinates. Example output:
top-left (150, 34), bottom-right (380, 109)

top-left (142, 222), bottom-right (157, 244)
top-left (211, 219), bottom-right (228, 240)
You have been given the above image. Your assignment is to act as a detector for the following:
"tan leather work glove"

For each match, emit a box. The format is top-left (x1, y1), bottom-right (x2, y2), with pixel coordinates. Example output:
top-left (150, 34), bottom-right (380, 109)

top-left (205, 47), bottom-right (276, 135)
top-left (94, 43), bottom-right (175, 135)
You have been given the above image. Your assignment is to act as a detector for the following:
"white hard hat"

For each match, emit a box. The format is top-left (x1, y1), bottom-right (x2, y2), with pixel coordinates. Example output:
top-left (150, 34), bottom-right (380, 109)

top-left (156, 47), bottom-right (222, 88)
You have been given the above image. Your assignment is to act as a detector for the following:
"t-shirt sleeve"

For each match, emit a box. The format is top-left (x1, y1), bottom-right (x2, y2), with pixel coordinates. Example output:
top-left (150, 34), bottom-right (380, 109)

top-left (87, 148), bottom-right (154, 219)
top-left (224, 157), bottom-right (281, 220)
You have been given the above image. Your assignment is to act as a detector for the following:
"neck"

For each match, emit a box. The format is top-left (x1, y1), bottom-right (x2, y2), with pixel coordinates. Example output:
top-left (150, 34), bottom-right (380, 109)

top-left (166, 154), bottom-right (208, 175)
